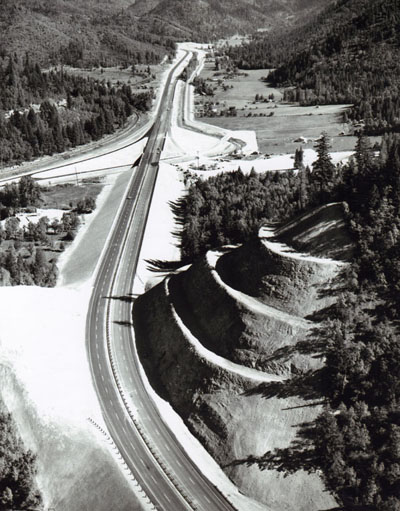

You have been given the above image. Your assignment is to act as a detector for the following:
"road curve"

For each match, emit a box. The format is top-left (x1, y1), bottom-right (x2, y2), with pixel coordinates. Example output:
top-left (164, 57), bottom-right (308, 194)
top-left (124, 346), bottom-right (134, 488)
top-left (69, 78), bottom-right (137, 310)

top-left (86, 49), bottom-right (238, 511)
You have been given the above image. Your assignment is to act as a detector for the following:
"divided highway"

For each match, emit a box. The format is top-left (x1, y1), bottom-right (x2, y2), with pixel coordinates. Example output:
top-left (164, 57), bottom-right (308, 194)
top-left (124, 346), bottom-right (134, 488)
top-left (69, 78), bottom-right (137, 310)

top-left (86, 50), bottom-right (238, 510)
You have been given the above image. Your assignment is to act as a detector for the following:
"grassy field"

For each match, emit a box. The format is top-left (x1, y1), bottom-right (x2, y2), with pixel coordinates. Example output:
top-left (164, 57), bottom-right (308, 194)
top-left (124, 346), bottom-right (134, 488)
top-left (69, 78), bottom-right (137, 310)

top-left (196, 61), bottom-right (377, 154)
top-left (41, 179), bottom-right (104, 210)
top-left (62, 62), bottom-right (166, 94)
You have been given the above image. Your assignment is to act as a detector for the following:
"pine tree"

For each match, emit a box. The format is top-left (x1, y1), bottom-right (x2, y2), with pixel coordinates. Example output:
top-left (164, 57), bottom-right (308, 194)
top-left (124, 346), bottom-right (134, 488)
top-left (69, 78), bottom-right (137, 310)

top-left (355, 134), bottom-right (373, 173)
top-left (294, 146), bottom-right (304, 169)
top-left (312, 133), bottom-right (336, 201)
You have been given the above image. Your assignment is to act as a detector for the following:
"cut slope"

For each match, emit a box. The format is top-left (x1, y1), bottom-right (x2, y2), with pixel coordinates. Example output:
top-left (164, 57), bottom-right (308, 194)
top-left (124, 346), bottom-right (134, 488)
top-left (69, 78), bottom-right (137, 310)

top-left (216, 202), bottom-right (351, 318)
top-left (275, 202), bottom-right (354, 261)
top-left (169, 251), bottom-right (312, 375)
top-left (133, 279), bottom-right (252, 412)
top-left (216, 236), bottom-right (342, 318)
top-left (132, 202), bottom-right (351, 510)
top-left (133, 278), bottom-right (335, 511)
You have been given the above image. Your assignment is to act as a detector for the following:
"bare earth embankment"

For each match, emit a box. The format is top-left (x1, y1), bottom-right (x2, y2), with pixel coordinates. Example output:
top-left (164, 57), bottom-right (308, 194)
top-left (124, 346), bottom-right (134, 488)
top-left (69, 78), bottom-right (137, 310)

top-left (133, 202), bottom-right (354, 511)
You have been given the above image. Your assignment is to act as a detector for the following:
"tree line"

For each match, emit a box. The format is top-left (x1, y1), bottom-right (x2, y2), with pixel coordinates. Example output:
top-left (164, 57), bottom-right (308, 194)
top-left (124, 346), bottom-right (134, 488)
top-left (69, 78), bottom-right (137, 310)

top-left (257, 134), bottom-right (400, 510)
top-left (175, 134), bottom-right (341, 261)
top-left (0, 0), bottom-right (177, 68)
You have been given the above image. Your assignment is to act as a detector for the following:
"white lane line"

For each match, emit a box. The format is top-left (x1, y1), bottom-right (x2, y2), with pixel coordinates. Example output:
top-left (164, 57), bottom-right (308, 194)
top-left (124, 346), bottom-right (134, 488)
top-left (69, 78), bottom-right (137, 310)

top-left (164, 493), bottom-right (171, 504)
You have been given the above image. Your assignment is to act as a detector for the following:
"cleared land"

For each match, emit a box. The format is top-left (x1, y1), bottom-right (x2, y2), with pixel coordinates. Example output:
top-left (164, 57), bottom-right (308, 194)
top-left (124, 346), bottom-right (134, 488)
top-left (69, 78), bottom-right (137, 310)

top-left (61, 62), bottom-right (166, 94)
top-left (59, 170), bottom-right (132, 286)
top-left (41, 179), bottom-right (104, 209)
top-left (196, 62), bottom-right (379, 154)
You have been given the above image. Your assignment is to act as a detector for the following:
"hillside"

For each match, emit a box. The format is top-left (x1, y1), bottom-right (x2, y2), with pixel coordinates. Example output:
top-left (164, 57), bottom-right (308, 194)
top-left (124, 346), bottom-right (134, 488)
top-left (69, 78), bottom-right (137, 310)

top-left (133, 203), bottom-right (352, 510)
top-left (227, 0), bottom-right (400, 134)
top-left (0, 0), bottom-right (331, 67)
top-left (157, 134), bottom-right (400, 510)
top-left (133, 0), bottom-right (331, 41)
top-left (0, 0), bottom-right (176, 67)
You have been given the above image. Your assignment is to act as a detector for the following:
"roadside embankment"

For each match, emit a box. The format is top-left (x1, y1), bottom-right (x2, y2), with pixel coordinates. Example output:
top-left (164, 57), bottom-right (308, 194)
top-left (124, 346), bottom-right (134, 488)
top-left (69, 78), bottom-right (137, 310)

top-left (133, 276), bottom-right (334, 511)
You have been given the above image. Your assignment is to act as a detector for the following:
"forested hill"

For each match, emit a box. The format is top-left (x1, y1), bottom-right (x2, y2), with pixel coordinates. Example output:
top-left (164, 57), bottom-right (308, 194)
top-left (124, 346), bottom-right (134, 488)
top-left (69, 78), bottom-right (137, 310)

top-left (0, 56), bottom-right (152, 165)
top-left (0, 0), bottom-right (331, 67)
top-left (133, 0), bottom-right (331, 42)
top-left (227, 0), bottom-right (400, 134)
top-left (0, 0), bottom-right (177, 67)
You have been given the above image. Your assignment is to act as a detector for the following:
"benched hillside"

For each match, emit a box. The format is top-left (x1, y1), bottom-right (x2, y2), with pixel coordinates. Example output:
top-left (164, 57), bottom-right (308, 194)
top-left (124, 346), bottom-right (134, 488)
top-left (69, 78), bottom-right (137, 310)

top-left (137, 133), bottom-right (400, 510)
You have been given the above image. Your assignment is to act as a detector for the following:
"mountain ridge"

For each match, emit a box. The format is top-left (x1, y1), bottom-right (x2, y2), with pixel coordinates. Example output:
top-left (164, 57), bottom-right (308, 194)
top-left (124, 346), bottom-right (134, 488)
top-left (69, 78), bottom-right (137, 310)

top-left (0, 0), bottom-right (331, 66)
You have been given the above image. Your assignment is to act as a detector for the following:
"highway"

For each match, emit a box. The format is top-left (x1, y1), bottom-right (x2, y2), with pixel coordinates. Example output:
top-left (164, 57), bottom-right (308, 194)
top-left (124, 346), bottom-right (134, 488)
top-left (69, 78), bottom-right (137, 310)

top-left (86, 49), bottom-right (237, 510)
top-left (0, 111), bottom-right (148, 185)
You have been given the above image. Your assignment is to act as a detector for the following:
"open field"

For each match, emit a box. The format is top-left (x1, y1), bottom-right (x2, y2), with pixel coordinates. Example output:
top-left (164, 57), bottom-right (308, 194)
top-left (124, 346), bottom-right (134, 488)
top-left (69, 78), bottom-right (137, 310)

top-left (196, 61), bottom-right (379, 154)
top-left (41, 179), bottom-right (104, 210)
top-left (60, 62), bottom-right (165, 91)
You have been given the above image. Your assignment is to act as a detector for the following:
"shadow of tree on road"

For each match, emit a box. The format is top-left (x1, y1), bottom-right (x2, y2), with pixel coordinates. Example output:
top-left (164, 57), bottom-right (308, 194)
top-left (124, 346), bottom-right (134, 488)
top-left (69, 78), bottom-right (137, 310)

top-left (145, 258), bottom-right (189, 273)
top-left (104, 294), bottom-right (137, 303)
top-left (113, 320), bottom-right (133, 327)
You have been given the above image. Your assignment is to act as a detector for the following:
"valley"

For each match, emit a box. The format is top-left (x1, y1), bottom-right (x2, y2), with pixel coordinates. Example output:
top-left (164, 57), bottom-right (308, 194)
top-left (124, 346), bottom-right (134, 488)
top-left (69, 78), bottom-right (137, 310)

top-left (0, 1), bottom-right (399, 510)
top-left (195, 60), bottom-right (376, 155)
